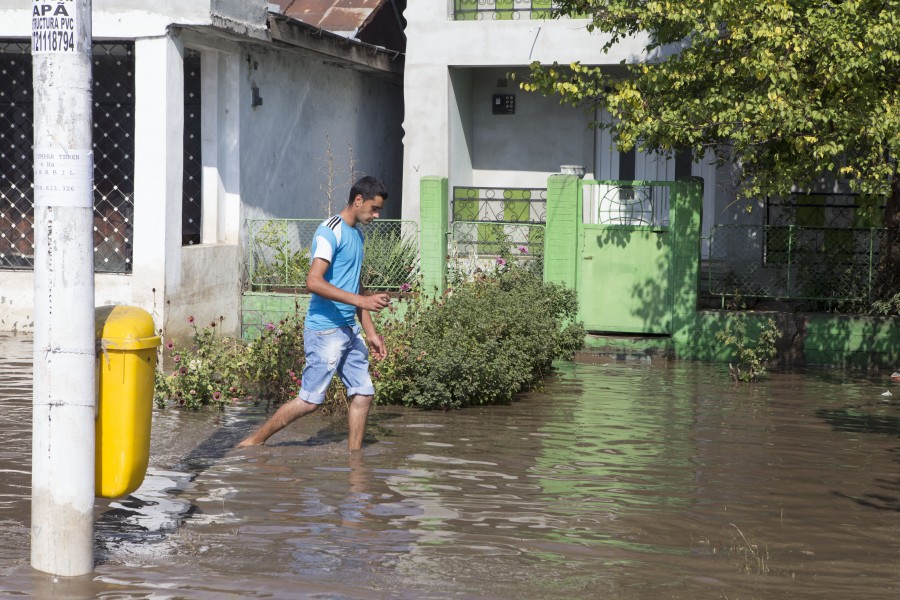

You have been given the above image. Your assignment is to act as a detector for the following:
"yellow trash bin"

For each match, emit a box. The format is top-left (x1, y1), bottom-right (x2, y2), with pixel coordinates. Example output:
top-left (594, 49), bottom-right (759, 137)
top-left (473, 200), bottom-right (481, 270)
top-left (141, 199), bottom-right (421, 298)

top-left (95, 305), bottom-right (161, 498)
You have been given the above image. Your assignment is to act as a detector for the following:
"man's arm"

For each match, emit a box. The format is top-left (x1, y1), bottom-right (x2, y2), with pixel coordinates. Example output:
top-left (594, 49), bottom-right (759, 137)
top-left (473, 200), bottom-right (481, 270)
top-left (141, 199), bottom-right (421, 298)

top-left (357, 299), bottom-right (387, 361)
top-left (306, 258), bottom-right (390, 312)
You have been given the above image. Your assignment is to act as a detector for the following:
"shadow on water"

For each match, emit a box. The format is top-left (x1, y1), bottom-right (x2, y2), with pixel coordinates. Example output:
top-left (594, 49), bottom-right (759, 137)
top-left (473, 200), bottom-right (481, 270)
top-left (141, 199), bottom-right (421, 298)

top-left (8, 329), bottom-right (900, 599)
top-left (816, 402), bottom-right (900, 512)
top-left (93, 399), bottom-right (408, 564)
top-left (816, 404), bottom-right (900, 437)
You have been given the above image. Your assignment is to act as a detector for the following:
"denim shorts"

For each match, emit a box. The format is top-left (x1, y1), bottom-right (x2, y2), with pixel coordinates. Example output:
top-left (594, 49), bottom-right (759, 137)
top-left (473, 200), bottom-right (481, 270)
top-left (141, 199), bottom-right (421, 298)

top-left (299, 324), bottom-right (374, 405)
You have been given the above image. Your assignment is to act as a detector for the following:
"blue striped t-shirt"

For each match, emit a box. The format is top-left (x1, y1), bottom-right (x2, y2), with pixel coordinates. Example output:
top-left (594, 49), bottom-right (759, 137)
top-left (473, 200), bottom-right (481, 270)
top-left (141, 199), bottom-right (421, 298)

top-left (305, 215), bottom-right (365, 330)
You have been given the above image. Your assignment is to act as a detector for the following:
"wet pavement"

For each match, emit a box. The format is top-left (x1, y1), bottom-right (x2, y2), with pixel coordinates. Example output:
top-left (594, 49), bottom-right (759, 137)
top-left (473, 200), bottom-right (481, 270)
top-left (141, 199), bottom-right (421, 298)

top-left (1, 332), bottom-right (900, 599)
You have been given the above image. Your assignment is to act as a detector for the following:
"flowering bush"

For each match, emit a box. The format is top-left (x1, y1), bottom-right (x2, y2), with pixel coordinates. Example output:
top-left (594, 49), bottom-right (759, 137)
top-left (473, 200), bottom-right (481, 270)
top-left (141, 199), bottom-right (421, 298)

top-left (154, 317), bottom-right (246, 409)
top-left (240, 314), bottom-right (306, 403)
top-left (155, 310), bottom-right (348, 412)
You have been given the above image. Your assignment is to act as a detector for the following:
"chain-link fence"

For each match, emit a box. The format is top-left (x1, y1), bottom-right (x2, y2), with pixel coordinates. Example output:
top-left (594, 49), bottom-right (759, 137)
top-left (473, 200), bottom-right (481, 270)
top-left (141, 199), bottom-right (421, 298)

top-left (766, 192), bottom-right (885, 228)
top-left (708, 225), bottom-right (900, 310)
top-left (246, 218), bottom-right (420, 291)
top-left (0, 41), bottom-right (135, 272)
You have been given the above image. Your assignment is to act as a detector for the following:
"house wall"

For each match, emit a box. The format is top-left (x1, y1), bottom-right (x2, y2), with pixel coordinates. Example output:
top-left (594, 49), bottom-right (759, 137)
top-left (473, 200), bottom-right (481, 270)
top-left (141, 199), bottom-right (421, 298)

top-left (0, 3), bottom-right (403, 338)
top-left (401, 0), bottom-right (647, 221)
top-left (402, 0), bottom-right (721, 246)
top-left (0, 0), bottom-right (267, 38)
top-left (468, 67), bottom-right (593, 189)
top-left (238, 45), bottom-right (405, 221)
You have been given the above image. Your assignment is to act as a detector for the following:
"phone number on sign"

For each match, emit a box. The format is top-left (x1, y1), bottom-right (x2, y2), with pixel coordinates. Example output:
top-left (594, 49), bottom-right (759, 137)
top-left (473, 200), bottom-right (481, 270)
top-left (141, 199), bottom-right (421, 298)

top-left (32, 29), bottom-right (75, 53)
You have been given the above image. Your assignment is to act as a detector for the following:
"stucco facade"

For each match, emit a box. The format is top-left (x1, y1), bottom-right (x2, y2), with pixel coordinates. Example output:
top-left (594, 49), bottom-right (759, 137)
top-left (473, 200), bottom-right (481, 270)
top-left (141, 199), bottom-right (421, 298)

top-left (400, 1), bottom-right (720, 237)
top-left (0, 1), bottom-right (403, 338)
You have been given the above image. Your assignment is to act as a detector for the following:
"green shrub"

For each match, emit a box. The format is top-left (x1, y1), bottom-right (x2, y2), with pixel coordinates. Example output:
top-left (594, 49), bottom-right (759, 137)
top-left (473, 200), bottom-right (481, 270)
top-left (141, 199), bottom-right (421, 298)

top-left (872, 292), bottom-right (900, 316)
top-left (240, 313), bottom-right (306, 403)
top-left (375, 263), bottom-right (584, 410)
top-left (156, 263), bottom-right (584, 411)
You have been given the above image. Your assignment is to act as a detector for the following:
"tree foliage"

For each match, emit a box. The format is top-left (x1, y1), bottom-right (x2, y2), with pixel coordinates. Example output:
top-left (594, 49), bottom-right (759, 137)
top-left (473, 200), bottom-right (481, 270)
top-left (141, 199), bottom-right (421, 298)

top-left (523, 0), bottom-right (900, 222)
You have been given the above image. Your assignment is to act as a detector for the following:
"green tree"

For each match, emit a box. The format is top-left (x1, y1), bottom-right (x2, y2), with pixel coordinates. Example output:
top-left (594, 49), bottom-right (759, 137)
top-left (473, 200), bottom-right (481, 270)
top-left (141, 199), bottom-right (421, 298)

top-left (522, 0), bottom-right (900, 295)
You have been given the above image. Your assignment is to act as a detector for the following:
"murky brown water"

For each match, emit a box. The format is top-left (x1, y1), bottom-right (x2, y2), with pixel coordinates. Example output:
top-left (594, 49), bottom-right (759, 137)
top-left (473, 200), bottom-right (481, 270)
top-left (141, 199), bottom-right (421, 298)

top-left (2, 332), bottom-right (900, 599)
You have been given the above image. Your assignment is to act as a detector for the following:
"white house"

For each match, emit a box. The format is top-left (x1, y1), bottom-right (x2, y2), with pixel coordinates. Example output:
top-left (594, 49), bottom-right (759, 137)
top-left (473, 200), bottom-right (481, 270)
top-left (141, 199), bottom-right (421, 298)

top-left (400, 1), bottom-right (729, 238)
top-left (0, 0), bottom-right (404, 338)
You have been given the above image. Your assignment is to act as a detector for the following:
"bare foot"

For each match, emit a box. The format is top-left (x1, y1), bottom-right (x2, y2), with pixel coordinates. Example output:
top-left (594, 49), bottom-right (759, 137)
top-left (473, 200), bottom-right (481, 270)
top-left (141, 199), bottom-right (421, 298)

top-left (236, 437), bottom-right (263, 448)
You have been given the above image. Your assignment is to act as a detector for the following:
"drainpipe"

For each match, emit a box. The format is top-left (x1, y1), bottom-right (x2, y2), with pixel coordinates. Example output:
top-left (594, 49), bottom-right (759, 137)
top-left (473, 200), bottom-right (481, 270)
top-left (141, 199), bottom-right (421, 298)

top-left (30, 0), bottom-right (96, 576)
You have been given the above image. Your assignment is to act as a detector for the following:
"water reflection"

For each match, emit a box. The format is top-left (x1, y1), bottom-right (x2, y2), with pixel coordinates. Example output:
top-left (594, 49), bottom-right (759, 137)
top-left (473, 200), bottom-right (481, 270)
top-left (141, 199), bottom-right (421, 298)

top-left (2, 333), bottom-right (900, 598)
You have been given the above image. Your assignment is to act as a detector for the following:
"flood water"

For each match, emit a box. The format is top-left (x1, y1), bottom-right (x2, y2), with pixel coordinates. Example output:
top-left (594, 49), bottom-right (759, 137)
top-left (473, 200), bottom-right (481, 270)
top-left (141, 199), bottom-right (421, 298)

top-left (2, 332), bottom-right (900, 599)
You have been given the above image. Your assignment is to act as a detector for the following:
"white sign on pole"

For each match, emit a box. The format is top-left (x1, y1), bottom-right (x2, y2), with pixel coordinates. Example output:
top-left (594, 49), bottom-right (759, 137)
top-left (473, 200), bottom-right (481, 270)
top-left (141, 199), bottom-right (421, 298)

top-left (33, 149), bottom-right (94, 208)
top-left (31, 0), bottom-right (78, 54)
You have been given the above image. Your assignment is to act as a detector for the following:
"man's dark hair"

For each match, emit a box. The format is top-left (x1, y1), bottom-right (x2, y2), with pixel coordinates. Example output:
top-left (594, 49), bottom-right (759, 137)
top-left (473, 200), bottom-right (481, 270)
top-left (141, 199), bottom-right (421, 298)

top-left (348, 176), bottom-right (388, 205)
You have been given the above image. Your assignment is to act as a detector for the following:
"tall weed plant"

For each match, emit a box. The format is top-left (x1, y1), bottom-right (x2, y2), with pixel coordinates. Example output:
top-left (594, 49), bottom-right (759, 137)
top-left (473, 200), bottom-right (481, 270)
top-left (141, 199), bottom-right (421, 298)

top-left (715, 315), bottom-right (780, 383)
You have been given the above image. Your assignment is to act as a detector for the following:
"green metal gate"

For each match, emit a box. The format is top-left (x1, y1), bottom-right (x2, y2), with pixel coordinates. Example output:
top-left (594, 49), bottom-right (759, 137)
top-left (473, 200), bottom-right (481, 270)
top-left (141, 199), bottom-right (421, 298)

top-left (577, 181), bottom-right (674, 334)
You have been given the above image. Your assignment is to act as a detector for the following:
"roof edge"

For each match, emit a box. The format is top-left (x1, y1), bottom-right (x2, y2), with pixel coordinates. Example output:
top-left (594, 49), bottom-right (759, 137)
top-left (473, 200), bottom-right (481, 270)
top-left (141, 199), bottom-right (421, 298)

top-left (266, 12), bottom-right (403, 78)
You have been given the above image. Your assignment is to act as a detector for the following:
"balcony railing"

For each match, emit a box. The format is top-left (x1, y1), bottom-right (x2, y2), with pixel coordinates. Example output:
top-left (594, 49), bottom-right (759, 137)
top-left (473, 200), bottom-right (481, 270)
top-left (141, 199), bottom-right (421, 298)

top-left (453, 0), bottom-right (557, 20)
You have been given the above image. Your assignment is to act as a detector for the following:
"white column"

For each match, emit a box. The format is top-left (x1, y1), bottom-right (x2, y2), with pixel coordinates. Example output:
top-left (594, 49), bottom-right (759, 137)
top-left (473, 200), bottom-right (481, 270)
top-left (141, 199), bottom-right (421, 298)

top-left (31, 0), bottom-right (96, 576)
top-left (220, 52), bottom-right (241, 244)
top-left (131, 35), bottom-right (184, 324)
top-left (200, 49), bottom-right (219, 244)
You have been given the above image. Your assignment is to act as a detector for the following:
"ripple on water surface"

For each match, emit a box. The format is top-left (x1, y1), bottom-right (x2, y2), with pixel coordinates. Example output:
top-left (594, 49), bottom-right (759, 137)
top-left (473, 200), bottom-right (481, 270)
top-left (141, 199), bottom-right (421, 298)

top-left (2, 334), bottom-right (900, 599)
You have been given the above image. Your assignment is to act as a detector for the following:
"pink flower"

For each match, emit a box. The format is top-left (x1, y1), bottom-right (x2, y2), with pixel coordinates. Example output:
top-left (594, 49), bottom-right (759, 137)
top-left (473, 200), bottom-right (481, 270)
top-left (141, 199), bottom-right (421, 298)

top-left (212, 391), bottom-right (222, 401)
top-left (266, 322), bottom-right (276, 331)
top-left (496, 258), bottom-right (506, 266)
top-left (187, 316), bottom-right (195, 324)
top-left (518, 245), bottom-right (528, 254)
top-left (173, 355), bottom-right (181, 363)
top-left (179, 367), bottom-right (187, 375)
top-left (165, 341), bottom-right (174, 350)
top-left (400, 283), bottom-right (412, 292)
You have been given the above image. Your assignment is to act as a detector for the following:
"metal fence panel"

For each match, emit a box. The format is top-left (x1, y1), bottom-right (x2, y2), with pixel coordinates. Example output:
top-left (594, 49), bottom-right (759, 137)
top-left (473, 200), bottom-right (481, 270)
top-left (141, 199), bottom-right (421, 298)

top-left (246, 218), bottom-right (420, 292)
top-left (581, 181), bottom-right (670, 226)
top-left (451, 186), bottom-right (546, 224)
top-left (708, 225), bottom-right (899, 307)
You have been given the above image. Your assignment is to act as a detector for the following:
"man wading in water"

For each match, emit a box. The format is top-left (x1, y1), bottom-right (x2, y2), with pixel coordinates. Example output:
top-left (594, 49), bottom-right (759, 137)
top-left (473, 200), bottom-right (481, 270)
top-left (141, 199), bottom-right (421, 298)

top-left (238, 176), bottom-right (391, 450)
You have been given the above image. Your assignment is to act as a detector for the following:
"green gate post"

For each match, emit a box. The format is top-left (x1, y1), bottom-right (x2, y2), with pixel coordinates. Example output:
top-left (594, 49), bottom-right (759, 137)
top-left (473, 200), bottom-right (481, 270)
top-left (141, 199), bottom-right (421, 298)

top-left (670, 177), bottom-right (704, 356)
top-left (543, 174), bottom-right (580, 289)
top-left (419, 176), bottom-right (449, 297)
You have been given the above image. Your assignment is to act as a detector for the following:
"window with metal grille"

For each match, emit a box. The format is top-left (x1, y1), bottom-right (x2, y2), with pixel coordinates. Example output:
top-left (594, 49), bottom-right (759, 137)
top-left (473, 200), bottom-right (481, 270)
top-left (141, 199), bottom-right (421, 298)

top-left (0, 40), bottom-right (135, 273)
top-left (0, 42), bottom-right (35, 269)
top-left (92, 43), bottom-right (135, 272)
top-left (182, 49), bottom-right (202, 246)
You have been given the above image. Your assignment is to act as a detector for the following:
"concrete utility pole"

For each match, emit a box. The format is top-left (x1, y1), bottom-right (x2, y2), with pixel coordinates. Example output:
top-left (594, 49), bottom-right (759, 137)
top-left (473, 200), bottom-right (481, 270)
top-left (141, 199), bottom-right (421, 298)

top-left (30, 0), bottom-right (96, 576)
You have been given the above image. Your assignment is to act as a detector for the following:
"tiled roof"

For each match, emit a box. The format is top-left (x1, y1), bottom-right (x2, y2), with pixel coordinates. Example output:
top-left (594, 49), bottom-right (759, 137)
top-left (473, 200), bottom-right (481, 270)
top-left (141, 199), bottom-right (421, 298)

top-left (272, 0), bottom-right (385, 34)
